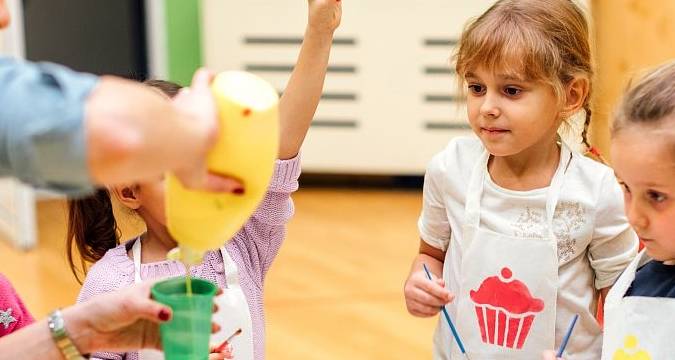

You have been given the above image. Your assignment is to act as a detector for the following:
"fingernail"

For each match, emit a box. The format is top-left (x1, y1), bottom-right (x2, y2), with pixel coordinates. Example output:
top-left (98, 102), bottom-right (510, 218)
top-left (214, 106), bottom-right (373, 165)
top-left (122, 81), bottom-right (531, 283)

top-left (159, 309), bottom-right (171, 322)
top-left (233, 188), bottom-right (245, 195)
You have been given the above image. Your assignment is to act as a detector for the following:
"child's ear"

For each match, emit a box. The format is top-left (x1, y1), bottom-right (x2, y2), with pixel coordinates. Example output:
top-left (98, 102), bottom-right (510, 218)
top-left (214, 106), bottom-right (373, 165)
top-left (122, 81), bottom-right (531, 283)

top-left (563, 76), bottom-right (589, 116)
top-left (110, 185), bottom-right (141, 210)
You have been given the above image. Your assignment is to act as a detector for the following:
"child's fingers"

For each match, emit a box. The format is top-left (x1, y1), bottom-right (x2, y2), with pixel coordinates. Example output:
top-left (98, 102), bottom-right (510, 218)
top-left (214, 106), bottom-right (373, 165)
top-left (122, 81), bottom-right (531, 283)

top-left (541, 350), bottom-right (562, 360)
top-left (407, 299), bottom-right (441, 317)
top-left (209, 342), bottom-right (233, 360)
top-left (409, 286), bottom-right (451, 307)
top-left (417, 277), bottom-right (453, 302)
top-left (208, 353), bottom-right (227, 360)
top-left (212, 323), bottom-right (221, 334)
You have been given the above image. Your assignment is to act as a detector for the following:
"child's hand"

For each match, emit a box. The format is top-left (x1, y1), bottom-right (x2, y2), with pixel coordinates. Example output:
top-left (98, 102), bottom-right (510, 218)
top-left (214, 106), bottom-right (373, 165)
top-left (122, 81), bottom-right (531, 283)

top-left (209, 344), bottom-right (234, 360)
top-left (542, 350), bottom-right (563, 360)
top-left (308, 0), bottom-right (342, 35)
top-left (404, 269), bottom-right (454, 317)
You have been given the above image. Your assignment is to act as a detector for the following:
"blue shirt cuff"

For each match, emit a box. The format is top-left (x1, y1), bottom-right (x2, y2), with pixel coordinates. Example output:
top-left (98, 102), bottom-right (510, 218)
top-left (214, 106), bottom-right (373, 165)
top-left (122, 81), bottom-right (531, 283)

top-left (0, 58), bottom-right (99, 195)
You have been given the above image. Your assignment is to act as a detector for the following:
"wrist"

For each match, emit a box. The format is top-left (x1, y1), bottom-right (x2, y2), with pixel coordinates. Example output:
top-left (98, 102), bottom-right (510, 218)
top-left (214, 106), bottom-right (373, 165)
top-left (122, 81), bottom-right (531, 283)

top-left (61, 306), bottom-right (95, 355)
top-left (305, 25), bottom-right (336, 41)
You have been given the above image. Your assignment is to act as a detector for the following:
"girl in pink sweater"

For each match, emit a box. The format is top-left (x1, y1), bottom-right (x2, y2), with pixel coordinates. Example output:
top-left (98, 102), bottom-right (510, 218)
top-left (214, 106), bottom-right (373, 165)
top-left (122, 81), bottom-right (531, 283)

top-left (68, 2), bottom-right (342, 359)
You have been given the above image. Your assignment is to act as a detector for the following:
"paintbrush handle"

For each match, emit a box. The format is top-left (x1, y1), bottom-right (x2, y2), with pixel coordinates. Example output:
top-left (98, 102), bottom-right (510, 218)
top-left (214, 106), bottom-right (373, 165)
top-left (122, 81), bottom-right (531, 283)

top-left (556, 314), bottom-right (579, 357)
top-left (214, 329), bottom-right (242, 353)
top-left (422, 264), bottom-right (468, 355)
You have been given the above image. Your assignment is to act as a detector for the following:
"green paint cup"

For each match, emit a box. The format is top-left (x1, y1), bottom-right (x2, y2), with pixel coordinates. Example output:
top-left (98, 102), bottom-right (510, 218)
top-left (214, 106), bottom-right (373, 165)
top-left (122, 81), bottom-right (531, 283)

top-left (151, 277), bottom-right (217, 360)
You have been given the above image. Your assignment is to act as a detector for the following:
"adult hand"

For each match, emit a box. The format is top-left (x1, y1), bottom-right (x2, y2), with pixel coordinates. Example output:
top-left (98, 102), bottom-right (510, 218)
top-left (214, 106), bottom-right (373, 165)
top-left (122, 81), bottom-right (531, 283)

top-left (65, 282), bottom-right (223, 354)
top-left (172, 68), bottom-right (244, 193)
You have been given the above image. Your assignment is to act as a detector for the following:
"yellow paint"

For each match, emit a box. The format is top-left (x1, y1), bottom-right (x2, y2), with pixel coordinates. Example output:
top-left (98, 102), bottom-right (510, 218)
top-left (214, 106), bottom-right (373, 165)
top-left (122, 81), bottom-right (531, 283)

top-left (612, 335), bottom-right (652, 360)
top-left (165, 71), bottom-right (279, 264)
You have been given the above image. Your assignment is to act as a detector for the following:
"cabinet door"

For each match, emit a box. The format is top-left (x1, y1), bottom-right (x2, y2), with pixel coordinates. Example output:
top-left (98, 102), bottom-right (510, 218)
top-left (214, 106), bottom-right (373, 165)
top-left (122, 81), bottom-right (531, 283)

top-left (201, 1), bottom-right (491, 174)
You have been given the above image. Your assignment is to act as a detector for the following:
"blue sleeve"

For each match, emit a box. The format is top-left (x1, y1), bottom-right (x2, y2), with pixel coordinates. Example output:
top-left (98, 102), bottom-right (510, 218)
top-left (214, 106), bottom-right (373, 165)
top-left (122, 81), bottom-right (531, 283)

top-left (626, 260), bottom-right (675, 298)
top-left (0, 57), bottom-right (99, 195)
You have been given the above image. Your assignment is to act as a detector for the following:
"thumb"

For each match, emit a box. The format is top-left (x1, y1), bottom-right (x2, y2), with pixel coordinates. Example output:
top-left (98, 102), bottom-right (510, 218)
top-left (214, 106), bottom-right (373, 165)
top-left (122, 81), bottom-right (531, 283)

top-left (191, 68), bottom-right (215, 90)
top-left (541, 350), bottom-right (560, 360)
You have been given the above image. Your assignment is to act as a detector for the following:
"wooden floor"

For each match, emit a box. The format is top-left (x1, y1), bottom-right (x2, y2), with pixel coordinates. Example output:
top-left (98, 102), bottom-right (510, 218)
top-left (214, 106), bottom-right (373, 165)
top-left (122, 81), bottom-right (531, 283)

top-left (0, 188), bottom-right (436, 359)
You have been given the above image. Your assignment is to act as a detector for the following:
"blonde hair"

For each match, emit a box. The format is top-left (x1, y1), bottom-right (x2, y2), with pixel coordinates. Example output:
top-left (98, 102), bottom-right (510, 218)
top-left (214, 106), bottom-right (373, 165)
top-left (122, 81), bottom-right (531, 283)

top-left (454, 0), bottom-right (595, 152)
top-left (613, 61), bottom-right (675, 135)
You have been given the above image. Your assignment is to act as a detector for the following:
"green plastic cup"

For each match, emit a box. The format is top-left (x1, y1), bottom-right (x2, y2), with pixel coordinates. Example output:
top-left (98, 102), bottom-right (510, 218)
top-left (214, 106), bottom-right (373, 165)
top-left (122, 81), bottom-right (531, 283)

top-left (151, 277), bottom-right (217, 360)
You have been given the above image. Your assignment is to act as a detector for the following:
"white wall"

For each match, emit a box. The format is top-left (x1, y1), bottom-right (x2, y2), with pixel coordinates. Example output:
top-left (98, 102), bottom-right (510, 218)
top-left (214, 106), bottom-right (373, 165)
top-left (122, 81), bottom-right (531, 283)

top-left (201, 0), bottom-right (493, 175)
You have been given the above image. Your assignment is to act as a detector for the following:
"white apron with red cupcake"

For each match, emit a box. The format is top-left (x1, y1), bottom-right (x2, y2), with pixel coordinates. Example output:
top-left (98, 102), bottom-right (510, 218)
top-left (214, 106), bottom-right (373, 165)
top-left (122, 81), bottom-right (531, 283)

top-left (601, 249), bottom-right (673, 360)
top-left (448, 147), bottom-right (572, 359)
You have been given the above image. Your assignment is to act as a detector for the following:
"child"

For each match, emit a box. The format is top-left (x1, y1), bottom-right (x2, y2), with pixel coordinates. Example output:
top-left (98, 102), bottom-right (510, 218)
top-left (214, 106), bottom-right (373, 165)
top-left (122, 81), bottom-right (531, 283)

top-left (0, 274), bottom-right (33, 337)
top-left (403, 0), bottom-right (638, 359)
top-left (69, 1), bottom-right (342, 359)
top-left (545, 60), bottom-right (675, 360)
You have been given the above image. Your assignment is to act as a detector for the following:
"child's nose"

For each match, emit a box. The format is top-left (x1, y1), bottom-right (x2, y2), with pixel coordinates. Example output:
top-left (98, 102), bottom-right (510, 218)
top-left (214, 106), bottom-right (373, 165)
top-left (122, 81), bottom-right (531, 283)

top-left (479, 93), bottom-right (500, 118)
top-left (627, 201), bottom-right (649, 231)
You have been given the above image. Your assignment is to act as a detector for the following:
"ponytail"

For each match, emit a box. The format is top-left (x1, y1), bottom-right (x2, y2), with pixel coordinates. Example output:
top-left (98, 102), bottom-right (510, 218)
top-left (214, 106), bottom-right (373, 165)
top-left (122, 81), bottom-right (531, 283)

top-left (67, 189), bottom-right (120, 283)
top-left (580, 104), bottom-right (608, 164)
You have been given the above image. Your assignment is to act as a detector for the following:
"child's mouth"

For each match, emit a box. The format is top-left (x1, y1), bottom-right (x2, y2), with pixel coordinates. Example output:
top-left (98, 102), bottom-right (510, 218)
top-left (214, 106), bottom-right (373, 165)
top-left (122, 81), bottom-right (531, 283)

top-left (481, 127), bottom-right (510, 136)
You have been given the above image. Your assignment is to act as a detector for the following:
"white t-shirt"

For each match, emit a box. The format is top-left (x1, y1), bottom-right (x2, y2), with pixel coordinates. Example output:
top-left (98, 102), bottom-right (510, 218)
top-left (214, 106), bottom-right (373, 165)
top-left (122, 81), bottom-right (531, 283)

top-left (419, 136), bottom-right (638, 360)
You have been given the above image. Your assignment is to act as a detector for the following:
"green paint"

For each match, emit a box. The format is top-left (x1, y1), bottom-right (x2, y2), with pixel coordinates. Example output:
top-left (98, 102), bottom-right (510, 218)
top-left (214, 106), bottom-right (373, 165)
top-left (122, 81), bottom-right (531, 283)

top-left (165, 0), bottom-right (202, 85)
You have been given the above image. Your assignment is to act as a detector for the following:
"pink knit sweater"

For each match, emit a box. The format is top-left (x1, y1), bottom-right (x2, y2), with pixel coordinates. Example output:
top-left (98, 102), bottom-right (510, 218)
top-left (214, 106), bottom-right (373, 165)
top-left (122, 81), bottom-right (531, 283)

top-left (0, 274), bottom-right (34, 337)
top-left (77, 155), bottom-right (301, 360)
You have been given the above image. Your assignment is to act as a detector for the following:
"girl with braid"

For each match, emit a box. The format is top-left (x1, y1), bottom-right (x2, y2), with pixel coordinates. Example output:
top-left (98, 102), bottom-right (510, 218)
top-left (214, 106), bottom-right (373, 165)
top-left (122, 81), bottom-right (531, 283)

top-left (403, 1), bottom-right (638, 358)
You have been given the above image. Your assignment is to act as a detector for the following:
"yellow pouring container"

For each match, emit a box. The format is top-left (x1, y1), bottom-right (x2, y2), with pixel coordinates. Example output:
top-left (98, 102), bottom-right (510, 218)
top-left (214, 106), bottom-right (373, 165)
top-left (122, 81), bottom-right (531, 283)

top-left (165, 71), bottom-right (279, 264)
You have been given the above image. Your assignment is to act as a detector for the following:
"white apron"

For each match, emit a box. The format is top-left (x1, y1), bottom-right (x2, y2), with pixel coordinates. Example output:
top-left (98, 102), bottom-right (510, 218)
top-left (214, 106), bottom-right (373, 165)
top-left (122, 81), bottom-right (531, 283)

top-left (132, 238), bottom-right (254, 359)
top-left (601, 250), bottom-right (672, 360)
top-left (445, 145), bottom-right (571, 359)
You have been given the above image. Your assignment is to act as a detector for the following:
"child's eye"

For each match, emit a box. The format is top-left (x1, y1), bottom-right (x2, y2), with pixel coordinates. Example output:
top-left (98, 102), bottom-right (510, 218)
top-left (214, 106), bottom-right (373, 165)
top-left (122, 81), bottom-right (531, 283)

top-left (503, 86), bottom-right (522, 96)
top-left (468, 84), bottom-right (485, 95)
top-left (647, 190), bottom-right (667, 203)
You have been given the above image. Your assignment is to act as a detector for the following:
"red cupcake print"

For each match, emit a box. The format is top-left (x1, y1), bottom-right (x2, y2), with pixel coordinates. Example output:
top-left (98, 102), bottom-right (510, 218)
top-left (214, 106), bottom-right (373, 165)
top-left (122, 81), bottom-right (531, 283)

top-left (470, 267), bottom-right (544, 349)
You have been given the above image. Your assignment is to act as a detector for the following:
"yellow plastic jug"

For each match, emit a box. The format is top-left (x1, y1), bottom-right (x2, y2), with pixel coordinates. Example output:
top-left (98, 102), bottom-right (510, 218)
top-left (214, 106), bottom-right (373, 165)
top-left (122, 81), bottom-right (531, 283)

top-left (165, 71), bottom-right (279, 264)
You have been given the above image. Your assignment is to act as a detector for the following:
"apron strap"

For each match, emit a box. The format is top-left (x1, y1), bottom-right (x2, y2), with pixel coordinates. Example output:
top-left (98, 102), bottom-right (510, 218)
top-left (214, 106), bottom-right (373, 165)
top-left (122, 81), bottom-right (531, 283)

top-left (132, 237), bottom-right (143, 284)
top-left (465, 150), bottom-right (490, 227)
top-left (220, 247), bottom-right (241, 289)
top-left (606, 250), bottom-right (648, 303)
top-left (544, 143), bottom-right (572, 237)
top-left (465, 142), bottom-right (573, 235)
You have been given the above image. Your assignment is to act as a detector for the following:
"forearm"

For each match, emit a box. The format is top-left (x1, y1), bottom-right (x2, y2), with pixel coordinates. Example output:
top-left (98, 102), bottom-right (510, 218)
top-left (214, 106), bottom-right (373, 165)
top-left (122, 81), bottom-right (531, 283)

top-left (85, 77), bottom-right (214, 185)
top-left (0, 308), bottom-right (95, 360)
top-left (0, 318), bottom-right (62, 359)
top-left (410, 240), bottom-right (446, 278)
top-left (278, 27), bottom-right (334, 159)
